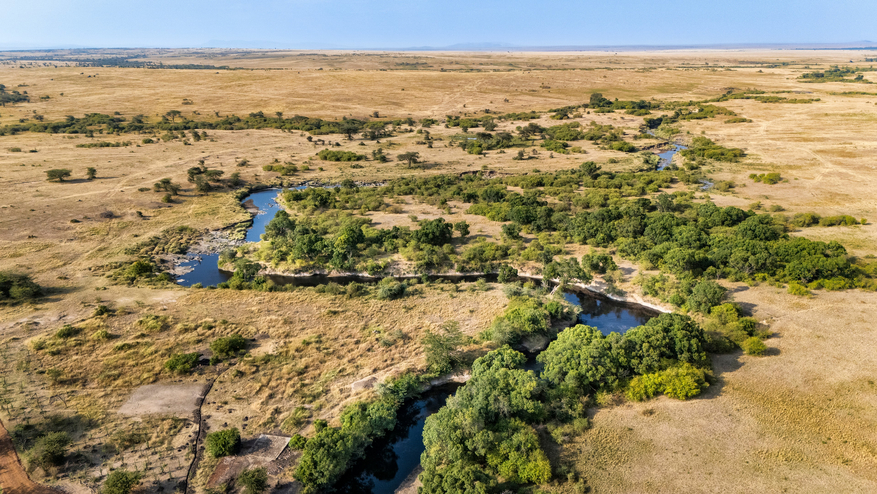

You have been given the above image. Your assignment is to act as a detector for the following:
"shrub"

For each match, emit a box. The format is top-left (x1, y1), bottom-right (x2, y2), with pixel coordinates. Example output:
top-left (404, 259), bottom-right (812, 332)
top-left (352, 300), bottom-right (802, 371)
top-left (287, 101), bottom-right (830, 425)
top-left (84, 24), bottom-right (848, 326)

top-left (818, 215), bottom-right (859, 227)
top-left (316, 149), bottom-right (365, 161)
top-left (541, 139), bottom-right (569, 154)
top-left (787, 282), bottom-right (811, 296)
top-left (136, 314), bottom-right (168, 332)
top-left (422, 321), bottom-right (466, 375)
top-left (26, 431), bottom-right (71, 470)
top-left (680, 137), bottom-right (744, 162)
top-left (55, 324), bottom-right (79, 338)
top-left (659, 363), bottom-right (709, 400)
top-left (103, 470), bottom-right (142, 494)
top-left (289, 434), bottom-right (308, 450)
top-left (749, 172), bottom-right (782, 184)
top-left (742, 336), bottom-right (768, 356)
top-left (626, 373), bottom-right (662, 401)
top-left (608, 140), bottom-right (637, 152)
top-left (0, 272), bottom-right (42, 303)
top-left (206, 428), bottom-right (241, 457)
top-left (238, 467), bottom-right (268, 494)
top-left (164, 352), bottom-right (199, 374)
top-left (210, 334), bottom-right (247, 358)
top-left (376, 278), bottom-right (408, 300)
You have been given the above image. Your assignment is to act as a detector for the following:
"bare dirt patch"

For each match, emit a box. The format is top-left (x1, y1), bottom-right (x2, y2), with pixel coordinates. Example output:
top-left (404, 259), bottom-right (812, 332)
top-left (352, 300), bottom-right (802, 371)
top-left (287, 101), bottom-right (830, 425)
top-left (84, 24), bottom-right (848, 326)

top-left (118, 383), bottom-right (209, 417)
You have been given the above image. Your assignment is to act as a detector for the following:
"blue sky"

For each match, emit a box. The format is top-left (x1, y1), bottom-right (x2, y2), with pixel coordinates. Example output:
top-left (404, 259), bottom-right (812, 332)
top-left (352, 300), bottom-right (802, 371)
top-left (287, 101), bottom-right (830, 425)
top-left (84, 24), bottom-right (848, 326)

top-left (2, 0), bottom-right (876, 49)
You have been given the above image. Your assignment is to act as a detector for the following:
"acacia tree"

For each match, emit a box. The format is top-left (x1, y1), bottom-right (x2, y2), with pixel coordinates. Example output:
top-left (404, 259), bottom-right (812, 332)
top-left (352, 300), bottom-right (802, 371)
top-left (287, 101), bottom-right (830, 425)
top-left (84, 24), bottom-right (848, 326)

top-left (339, 121), bottom-right (361, 140)
top-left (86, 167), bottom-right (97, 180)
top-left (164, 110), bottom-right (182, 122)
top-left (46, 169), bottom-right (72, 182)
top-left (397, 151), bottom-right (420, 168)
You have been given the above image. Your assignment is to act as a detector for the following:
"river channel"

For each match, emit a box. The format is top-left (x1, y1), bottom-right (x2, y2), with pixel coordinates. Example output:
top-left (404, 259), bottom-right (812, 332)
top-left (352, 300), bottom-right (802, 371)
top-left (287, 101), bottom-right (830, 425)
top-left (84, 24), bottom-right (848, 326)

top-left (176, 188), bottom-right (658, 493)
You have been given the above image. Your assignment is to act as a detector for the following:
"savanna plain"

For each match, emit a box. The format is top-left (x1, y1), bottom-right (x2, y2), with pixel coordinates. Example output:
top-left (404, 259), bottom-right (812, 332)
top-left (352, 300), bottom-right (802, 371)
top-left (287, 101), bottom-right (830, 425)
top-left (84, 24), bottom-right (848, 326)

top-left (0, 48), bottom-right (876, 494)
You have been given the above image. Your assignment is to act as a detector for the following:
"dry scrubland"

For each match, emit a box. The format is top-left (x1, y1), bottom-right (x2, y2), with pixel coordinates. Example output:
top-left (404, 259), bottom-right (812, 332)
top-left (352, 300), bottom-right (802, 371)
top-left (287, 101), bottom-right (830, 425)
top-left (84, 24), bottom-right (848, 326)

top-left (1, 49), bottom-right (877, 493)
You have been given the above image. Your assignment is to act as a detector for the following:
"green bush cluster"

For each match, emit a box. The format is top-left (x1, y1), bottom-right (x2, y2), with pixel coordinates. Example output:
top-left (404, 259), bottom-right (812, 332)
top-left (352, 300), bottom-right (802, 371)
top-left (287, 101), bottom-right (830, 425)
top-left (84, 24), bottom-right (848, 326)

top-left (102, 470), bottom-right (142, 494)
top-left (205, 428), bottom-right (241, 458)
top-left (210, 334), bottom-right (247, 359)
top-left (0, 272), bottom-right (43, 303)
top-left (749, 172), bottom-right (782, 184)
top-left (680, 137), bottom-right (745, 162)
top-left (316, 149), bottom-right (365, 161)
top-left (164, 352), bottom-right (199, 374)
top-left (75, 141), bottom-right (131, 148)
top-left (626, 363), bottom-right (711, 401)
top-left (262, 163), bottom-right (298, 175)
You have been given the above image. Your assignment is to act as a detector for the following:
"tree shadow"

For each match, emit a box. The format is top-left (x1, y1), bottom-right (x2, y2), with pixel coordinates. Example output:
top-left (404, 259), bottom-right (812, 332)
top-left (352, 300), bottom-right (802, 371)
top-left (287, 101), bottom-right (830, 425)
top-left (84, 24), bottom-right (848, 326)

top-left (735, 301), bottom-right (757, 317)
top-left (619, 266), bottom-right (636, 276)
top-left (696, 353), bottom-right (744, 400)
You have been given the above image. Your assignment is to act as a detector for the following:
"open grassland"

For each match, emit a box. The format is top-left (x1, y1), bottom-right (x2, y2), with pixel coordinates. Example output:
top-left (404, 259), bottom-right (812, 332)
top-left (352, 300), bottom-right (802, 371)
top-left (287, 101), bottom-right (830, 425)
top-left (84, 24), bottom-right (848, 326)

top-left (1, 48), bottom-right (877, 493)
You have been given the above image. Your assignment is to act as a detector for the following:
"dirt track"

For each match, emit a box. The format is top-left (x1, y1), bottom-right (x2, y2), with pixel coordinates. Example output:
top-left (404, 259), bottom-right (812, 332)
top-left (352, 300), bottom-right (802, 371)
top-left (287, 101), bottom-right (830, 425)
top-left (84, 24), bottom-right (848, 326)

top-left (0, 419), bottom-right (58, 494)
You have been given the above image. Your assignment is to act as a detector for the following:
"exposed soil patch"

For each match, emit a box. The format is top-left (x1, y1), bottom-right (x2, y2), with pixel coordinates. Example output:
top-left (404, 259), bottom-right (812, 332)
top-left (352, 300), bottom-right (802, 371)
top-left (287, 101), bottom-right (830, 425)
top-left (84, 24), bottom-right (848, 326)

top-left (118, 383), bottom-right (209, 417)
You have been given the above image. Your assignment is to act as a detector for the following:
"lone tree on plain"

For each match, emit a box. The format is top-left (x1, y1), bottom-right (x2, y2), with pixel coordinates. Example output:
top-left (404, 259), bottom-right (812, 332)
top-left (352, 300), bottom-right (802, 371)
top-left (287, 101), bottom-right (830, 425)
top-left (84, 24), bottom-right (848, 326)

top-left (86, 167), bottom-right (97, 180)
top-left (46, 169), bottom-right (72, 182)
top-left (165, 110), bottom-right (182, 122)
top-left (397, 151), bottom-right (420, 168)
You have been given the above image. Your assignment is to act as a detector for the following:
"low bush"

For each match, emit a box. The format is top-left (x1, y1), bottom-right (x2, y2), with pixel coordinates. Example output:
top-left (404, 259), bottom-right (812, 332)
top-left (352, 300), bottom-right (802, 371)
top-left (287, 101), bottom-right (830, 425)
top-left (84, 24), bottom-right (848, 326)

top-left (0, 272), bottom-right (42, 303)
top-left (660, 363), bottom-right (710, 399)
top-left (102, 470), bottom-right (142, 494)
top-left (238, 467), bottom-right (268, 494)
top-left (787, 282), bottom-right (811, 296)
top-left (210, 334), bottom-right (247, 358)
top-left (317, 149), bottom-right (365, 161)
top-left (206, 428), bottom-right (241, 457)
top-left (741, 336), bottom-right (767, 356)
top-left (26, 431), bottom-right (71, 470)
top-left (749, 172), bottom-right (782, 184)
top-left (164, 353), bottom-right (199, 374)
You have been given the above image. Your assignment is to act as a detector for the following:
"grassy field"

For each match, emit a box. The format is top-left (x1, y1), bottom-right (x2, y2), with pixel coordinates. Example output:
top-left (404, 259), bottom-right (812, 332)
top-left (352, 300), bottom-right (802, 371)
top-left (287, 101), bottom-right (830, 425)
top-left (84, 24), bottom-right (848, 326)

top-left (2, 48), bottom-right (877, 493)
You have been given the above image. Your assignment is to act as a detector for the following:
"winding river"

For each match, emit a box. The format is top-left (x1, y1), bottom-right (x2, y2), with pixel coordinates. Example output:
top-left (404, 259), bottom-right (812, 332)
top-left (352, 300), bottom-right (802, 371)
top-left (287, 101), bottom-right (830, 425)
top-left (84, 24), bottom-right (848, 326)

top-left (176, 189), bottom-right (658, 493)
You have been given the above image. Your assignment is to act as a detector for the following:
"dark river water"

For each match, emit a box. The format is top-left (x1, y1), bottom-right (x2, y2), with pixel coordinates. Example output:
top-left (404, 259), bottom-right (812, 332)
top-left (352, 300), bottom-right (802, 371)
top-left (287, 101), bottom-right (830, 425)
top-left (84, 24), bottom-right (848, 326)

top-left (176, 188), bottom-right (658, 493)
